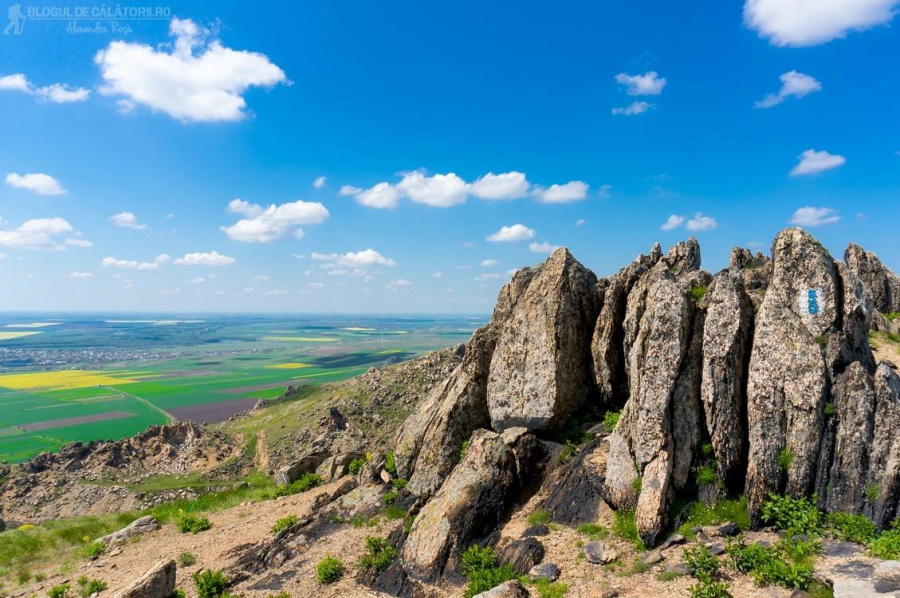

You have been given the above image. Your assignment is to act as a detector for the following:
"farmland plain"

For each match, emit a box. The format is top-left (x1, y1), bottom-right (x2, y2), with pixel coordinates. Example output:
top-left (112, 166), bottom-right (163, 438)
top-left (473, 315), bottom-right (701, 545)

top-left (0, 314), bottom-right (483, 463)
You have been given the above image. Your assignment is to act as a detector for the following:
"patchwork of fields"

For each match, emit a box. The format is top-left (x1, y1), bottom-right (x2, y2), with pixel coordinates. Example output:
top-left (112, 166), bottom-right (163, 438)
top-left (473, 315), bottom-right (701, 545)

top-left (0, 315), bottom-right (483, 463)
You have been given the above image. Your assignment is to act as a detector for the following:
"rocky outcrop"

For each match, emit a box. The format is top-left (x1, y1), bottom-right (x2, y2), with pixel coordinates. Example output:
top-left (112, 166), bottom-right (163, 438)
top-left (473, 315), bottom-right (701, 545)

top-left (542, 438), bottom-right (613, 525)
top-left (112, 560), bottom-right (176, 598)
top-left (700, 271), bottom-right (753, 491)
top-left (98, 515), bottom-right (160, 546)
top-left (845, 242), bottom-right (900, 314)
top-left (487, 248), bottom-right (600, 432)
top-left (400, 428), bottom-right (542, 584)
top-left (871, 363), bottom-right (900, 528)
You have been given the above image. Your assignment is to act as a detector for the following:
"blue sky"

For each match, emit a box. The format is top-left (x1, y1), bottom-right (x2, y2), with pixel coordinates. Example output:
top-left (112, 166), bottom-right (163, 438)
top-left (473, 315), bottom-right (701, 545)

top-left (0, 0), bottom-right (898, 313)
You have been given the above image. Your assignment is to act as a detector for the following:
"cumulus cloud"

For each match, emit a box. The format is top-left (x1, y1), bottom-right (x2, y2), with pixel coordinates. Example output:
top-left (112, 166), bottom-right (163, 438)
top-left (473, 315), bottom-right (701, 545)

top-left (94, 18), bottom-right (288, 122)
top-left (386, 279), bottom-right (412, 290)
top-left (221, 198), bottom-right (329, 242)
top-left (344, 182), bottom-right (400, 209)
top-left (101, 256), bottom-right (162, 270)
top-left (308, 282), bottom-right (324, 289)
top-left (529, 241), bottom-right (560, 254)
top-left (313, 176), bottom-right (327, 189)
top-left (470, 171), bottom-right (530, 200)
top-left (755, 71), bottom-right (822, 108)
top-left (790, 206), bottom-right (841, 227)
top-left (65, 238), bottom-right (93, 248)
top-left (432, 271), bottom-right (443, 278)
top-left (5, 173), bottom-right (67, 195)
top-left (396, 171), bottom-right (468, 207)
top-left (475, 273), bottom-right (503, 281)
top-left (480, 259), bottom-right (499, 267)
top-left (686, 213), bottom-right (718, 232)
top-left (612, 101), bottom-right (653, 116)
top-left (661, 214), bottom-right (685, 231)
top-left (0, 73), bottom-right (90, 103)
top-left (615, 71), bottom-right (667, 95)
top-left (188, 277), bottom-right (205, 284)
top-left (68, 272), bottom-right (94, 279)
top-left (173, 251), bottom-right (236, 266)
top-left (790, 149), bottom-right (846, 176)
top-left (532, 181), bottom-right (589, 204)
top-left (486, 224), bottom-right (536, 242)
top-left (110, 211), bottom-right (147, 230)
top-left (311, 249), bottom-right (397, 268)
top-left (744, 0), bottom-right (900, 46)
top-left (0, 217), bottom-right (74, 249)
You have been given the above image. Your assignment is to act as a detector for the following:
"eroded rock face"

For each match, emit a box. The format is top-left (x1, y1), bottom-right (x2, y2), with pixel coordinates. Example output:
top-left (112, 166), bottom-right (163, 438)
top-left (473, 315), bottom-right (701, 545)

top-left (112, 560), bottom-right (176, 598)
top-left (745, 228), bottom-right (842, 519)
top-left (701, 271), bottom-right (753, 491)
top-left (487, 248), bottom-right (600, 432)
top-left (872, 363), bottom-right (900, 528)
top-left (845, 242), bottom-right (900, 314)
top-left (400, 429), bottom-right (542, 584)
top-left (542, 438), bottom-right (613, 525)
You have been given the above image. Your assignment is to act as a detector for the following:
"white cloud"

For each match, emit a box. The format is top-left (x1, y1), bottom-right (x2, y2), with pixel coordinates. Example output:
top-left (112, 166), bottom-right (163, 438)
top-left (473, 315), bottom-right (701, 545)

top-left (432, 271), bottom-right (443, 278)
top-left (470, 171), bottom-right (530, 200)
top-left (475, 273), bottom-right (503, 281)
top-left (744, 0), bottom-right (900, 47)
top-left (253, 275), bottom-right (269, 281)
top-left (532, 181), bottom-right (589, 204)
top-left (480, 259), bottom-right (499, 267)
top-left (221, 198), bottom-right (329, 242)
top-left (94, 18), bottom-right (287, 122)
top-left (313, 176), bottom-right (327, 189)
top-left (173, 251), bottom-right (236, 266)
top-left (0, 217), bottom-right (74, 249)
top-left (311, 249), bottom-right (397, 268)
top-left (612, 101), bottom-right (653, 116)
top-left (660, 214), bottom-right (685, 231)
top-left (308, 282), bottom-right (324, 289)
top-left (686, 213), bottom-right (718, 232)
top-left (101, 256), bottom-right (161, 270)
top-left (342, 182), bottom-right (400, 209)
top-left (110, 211), bottom-right (147, 230)
top-left (65, 238), bottom-right (93, 248)
top-left (615, 71), bottom-right (667, 95)
top-left (790, 149), bottom-right (846, 176)
top-left (266, 289), bottom-right (287, 296)
top-left (0, 73), bottom-right (90, 104)
top-left (243, 287), bottom-right (255, 293)
top-left (575, 219), bottom-right (587, 227)
top-left (188, 277), bottom-right (205, 284)
top-left (397, 171), bottom-right (468, 207)
top-left (386, 279), bottom-right (412, 290)
top-left (790, 206), bottom-right (841, 227)
top-left (457, 265), bottom-right (472, 270)
top-left (68, 272), bottom-right (94, 279)
top-left (154, 253), bottom-right (171, 264)
top-left (755, 71), bottom-right (822, 108)
top-left (5, 173), bottom-right (67, 195)
top-left (0, 253), bottom-right (6, 259)
top-left (529, 241), bottom-right (560, 254)
top-left (486, 224), bottom-right (536, 242)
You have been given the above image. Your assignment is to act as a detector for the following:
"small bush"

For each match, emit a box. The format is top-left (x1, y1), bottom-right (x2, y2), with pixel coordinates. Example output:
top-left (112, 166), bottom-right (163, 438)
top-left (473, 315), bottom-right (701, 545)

top-left (359, 536), bottom-right (398, 573)
top-left (385, 451), bottom-right (398, 476)
top-left (527, 510), bottom-right (551, 526)
top-left (557, 440), bottom-right (578, 463)
top-left (534, 578), bottom-right (569, 598)
top-left (823, 402), bottom-right (836, 416)
top-left (576, 523), bottom-right (609, 540)
top-left (384, 504), bottom-right (408, 520)
top-left (697, 464), bottom-right (717, 487)
top-left (603, 410), bottom-right (621, 431)
top-left (814, 335), bottom-right (828, 350)
top-left (271, 473), bottom-right (322, 498)
top-left (383, 490), bottom-right (399, 505)
top-left (777, 449), bottom-right (794, 471)
top-left (48, 585), bottom-right (70, 598)
top-left (869, 522), bottom-right (900, 560)
top-left (392, 477), bottom-right (408, 490)
top-left (76, 576), bottom-right (108, 597)
top-left (170, 590), bottom-right (187, 598)
top-left (760, 494), bottom-right (824, 537)
top-left (271, 515), bottom-right (300, 535)
top-left (828, 512), bottom-right (876, 544)
top-left (613, 509), bottom-right (644, 550)
top-left (460, 545), bottom-right (517, 598)
top-left (675, 497), bottom-right (751, 540)
top-left (683, 545), bottom-right (720, 580)
top-left (176, 514), bottom-right (212, 534)
top-left (192, 569), bottom-right (229, 598)
top-left (348, 456), bottom-right (368, 475)
top-left (688, 580), bottom-right (733, 598)
top-left (691, 286), bottom-right (709, 302)
top-left (82, 541), bottom-right (106, 559)
top-left (726, 537), bottom-right (815, 589)
top-left (316, 555), bottom-right (345, 584)
top-left (178, 552), bottom-right (198, 567)
top-left (885, 312), bottom-right (900, 322)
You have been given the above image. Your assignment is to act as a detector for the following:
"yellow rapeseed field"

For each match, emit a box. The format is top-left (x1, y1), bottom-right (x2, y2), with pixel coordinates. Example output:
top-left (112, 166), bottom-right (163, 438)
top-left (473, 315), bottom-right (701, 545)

top-left (0, 370), bottom-right (139, 391)
top-left (266, 362), bottom-right (312, 369)
top-left (0, 331), bottom-right (43, 341)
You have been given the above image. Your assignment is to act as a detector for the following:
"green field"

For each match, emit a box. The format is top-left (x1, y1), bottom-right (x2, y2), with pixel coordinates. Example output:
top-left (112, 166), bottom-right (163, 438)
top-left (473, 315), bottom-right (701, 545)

top-left (0, 314), bottom-right (482, 462)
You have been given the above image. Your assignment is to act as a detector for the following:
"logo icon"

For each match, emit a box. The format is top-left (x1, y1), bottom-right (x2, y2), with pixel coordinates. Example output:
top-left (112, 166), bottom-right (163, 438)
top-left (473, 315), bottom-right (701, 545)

top-left (4, 3), bottom-right (24, 35)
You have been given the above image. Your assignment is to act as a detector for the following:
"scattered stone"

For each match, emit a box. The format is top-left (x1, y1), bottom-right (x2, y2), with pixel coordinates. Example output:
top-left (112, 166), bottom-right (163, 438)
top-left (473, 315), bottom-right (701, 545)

top-left (700, 522), bottom-right (739, 537)
top-left (658, 534), bottom-right (686, 550)
top-left (528, 562), bottom-right (560, 582)
top-left (112, 559), bottom-right (176, 598)
top-left (521, 524), bottom-right (550, 538)
top-left (472, 580), bottom-right (529, 598)
top-left (98, 516), bottom-right (159, 546)
top-left (641, 550), bottom-right (664, 566)
top-left (498, 538), bottom-right (545, 574)
top-left (584, 541), bottom-right (618, 565)
top-left (663, 563), bottom-right (690, 576)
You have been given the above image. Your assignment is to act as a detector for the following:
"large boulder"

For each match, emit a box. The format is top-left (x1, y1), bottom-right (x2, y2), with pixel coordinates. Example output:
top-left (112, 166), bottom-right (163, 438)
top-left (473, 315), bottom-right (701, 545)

top-left (487, 248), bottom-right (600, 431)
top-left (700, 271), bottom-right (754, 491)
top-left (399, 428), bottom-right (542, 584)
top-left (112, 560), bottom-right (176, 598)
top-left (98, 515), bottom-right (159, 546)
top-left (871, 362), bottom-right (900, 528)
top-left (845, 242), bottom-right (900, 314)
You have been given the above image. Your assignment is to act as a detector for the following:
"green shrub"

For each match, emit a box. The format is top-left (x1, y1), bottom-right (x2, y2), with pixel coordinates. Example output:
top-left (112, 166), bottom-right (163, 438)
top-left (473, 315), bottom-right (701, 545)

top-left (460, 545), bottom-right (517, 598)
top-left (271, 473), bottom-right (322, 498)
top-left (392, 477), bottom-right (408, 490)
top-left (81, 541), bottom-right (106, 559)
top-left (869, 522), bottom-right (900, 559)
top-left (884, 312), bottom-right (900, 322)
top-left (271, 515), bottom-right (300, 535)
top-left (178, 552), bottom-right (197, 567)
top-left (828, 512), bottom-right (876, 544)
top-left (814, 335), bottom-right (828, 350)
top-left (675, 497), bottom-right (751, 540)
top-left (726, 537), bottom-right (815, 589)
top-left (76, 576), bottom-right (108, 597)
top-left (459, 441), bottom-right (470, 461)
top-left (383, 490), bottom-right (399, 505)
top-left (192, 569), bottom-right (229, 598)
top-left (613, 509), bottom-right (644, 550)
top-left (632, 478), bottom-right (643, 494)
top-left (691, 286), bottom-right (708, 302)
top-left (576, 523), bottom-right (609, 540)
top-left (823, 403), bottom-right (836, 416)
top-left (526, 510), bottom-right (551, 526)
top-left (777, 449), bottom-right (794, 471)
top-left (348, 456), bottom-right (368, 475)
top-left (176, 514), bottom-right (212, 534)
top-left (316, 555), bottom-right (345, 584)
top-left (385, 451), bottom-right (398, 476)
top-left (683, 545), bottom-right (720, 580)
top-left (866, 483), bottom-right (881, 503)
top-left (534, 578), bottom-right (569, 598)
top-left (688, 580), bottom-right (733, 598)
top-left (384, 505), bottom-right (407, 520)
top-left (697, 464), bottom-right (717, 487)
top-left (359, 536), bottom-right (398, 572)
top-left (170, 590), bottom-right (187, 598)
top-left (760, 494), bottom-right (824, 536)
top-left (558, 440), bottom-right (578, 463)
top-left (603, 410), bottom-right (621, 431)
top-left (48, 585), bottom-right (70, 598)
